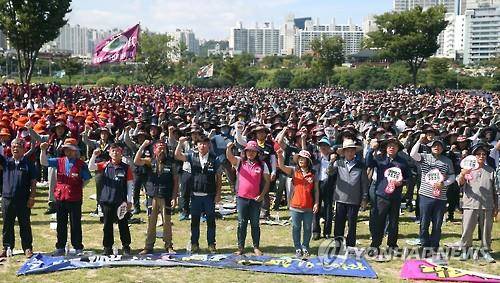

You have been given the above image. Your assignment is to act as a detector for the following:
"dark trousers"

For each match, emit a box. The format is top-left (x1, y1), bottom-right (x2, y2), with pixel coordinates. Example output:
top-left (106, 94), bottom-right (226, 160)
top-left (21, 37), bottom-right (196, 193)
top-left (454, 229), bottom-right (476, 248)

top-left (370, 195), bottom-right (401, 249)
top-left (261, 180), bottom-right (275, 218)
top-left (55, 200), bottom-right (83, 250)
top-left (446, 183), bottom-right (460, 220)
top-left (273, 173), bottom-right (287, 210)
top-left (101, 202), bottom-right (131, 249)
top-left (334, 202), bottom-right (360, 247)
top-left (313, 180), bottom-right (334, 236)
top-left (95, 172), bottom-right (104, 208)
top-left (419, 195), bottom-right (446, 249)
top-left (179, 172), bottom-right (192, 215)
top-left (133, 172), bottom-right (148, 209)
top-left (2, 198), bottom-right (32, 251)
top-left (237, 197), bottom-right (261, 249)
top-left (190, 195), bottom-right (216, 245)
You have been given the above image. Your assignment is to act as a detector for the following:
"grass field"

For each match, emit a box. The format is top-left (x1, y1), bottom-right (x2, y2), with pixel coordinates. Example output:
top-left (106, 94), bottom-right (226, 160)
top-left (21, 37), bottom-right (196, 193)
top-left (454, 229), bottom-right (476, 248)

top-left (0, 178), bottom-right (498, 283)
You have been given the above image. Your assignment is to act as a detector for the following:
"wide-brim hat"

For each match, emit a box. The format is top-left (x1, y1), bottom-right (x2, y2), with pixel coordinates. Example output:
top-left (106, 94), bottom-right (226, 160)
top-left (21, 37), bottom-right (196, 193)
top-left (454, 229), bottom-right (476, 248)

top-left (337, 139), bottom-right (362, 154)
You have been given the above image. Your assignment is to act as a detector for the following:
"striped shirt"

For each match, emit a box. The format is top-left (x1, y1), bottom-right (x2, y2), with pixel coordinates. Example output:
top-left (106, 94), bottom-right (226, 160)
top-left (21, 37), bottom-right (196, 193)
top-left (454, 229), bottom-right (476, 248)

top-left (418, 153), bottom-right (454, 200)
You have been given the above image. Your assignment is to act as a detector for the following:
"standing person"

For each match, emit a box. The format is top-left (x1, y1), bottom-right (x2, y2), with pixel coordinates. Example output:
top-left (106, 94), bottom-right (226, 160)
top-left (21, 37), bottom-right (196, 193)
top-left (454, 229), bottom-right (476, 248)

top-left (312, 137), bottom-right (335, 240)
top-left (40, 138), bottom-right (92, 256)
top-left (135, 140), bottom-right (179, 254)
top-left (175, 135), bottom-right (222, 254)
top-left (88, 143), bottom-right (134, 256)
top-left (457, 143), bottom-right (497, 263)
top-left (366, 135), bottom-right (410, 260)
top-left (0, 138), bottom-right (37, 258)
top-left (226, 141), bottom-right (270, 256)
top-left (82, 126), bottom-right (114, 217)
top-left (329, 139), bottom-right (369, 249)
top-left (277, 148), bottom-right (319, 259)
top-left (26, 119), bottom-right (69, 214)
top-left (410, 137), bottom-right (455, 263)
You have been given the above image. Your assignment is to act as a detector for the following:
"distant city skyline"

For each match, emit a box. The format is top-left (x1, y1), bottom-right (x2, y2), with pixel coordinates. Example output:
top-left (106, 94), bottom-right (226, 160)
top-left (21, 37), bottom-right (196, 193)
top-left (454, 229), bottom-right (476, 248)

top-left (68, 0), bottom-right (393, 40)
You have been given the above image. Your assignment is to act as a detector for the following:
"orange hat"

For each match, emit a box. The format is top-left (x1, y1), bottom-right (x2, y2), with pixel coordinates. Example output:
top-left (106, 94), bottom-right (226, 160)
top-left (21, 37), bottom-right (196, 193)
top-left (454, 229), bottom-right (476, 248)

top-left (14, 116), bottom-right (29, 128)
top-left (33, 123), bottom-right (46, 135)
top-left (76, 111), bottom-right (86, 118)
top-left (0, 128), bottom-right (11, 137)
top-left (61, 138), bottom-right (79, 151)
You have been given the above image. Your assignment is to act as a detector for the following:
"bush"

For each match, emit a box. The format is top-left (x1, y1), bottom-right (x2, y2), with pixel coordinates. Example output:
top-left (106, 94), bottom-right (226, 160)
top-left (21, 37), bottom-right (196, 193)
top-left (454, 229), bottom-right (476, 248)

top-left (273, 69), bottom-right (293, 88)
top-left (96, 76), bottom-right (118, 87)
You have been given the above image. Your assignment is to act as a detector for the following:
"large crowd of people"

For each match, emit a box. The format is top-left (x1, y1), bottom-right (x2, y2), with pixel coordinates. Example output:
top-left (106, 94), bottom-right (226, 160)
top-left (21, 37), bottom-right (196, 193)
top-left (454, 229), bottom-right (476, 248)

top-left (0, 82), bottom-right (498, 265)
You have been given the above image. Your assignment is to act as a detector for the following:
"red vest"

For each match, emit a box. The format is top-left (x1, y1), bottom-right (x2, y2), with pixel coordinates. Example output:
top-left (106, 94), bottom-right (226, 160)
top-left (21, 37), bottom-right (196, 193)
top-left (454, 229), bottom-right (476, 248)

top-left (290, 170), bottom-right (315, 209)
top-left (54, 157), bottom-right (84, 202)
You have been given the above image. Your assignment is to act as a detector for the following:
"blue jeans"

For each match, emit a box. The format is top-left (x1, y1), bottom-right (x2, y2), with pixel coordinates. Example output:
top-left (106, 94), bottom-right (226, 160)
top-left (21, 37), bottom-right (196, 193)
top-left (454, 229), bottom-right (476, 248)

top-left (237, 197), bottom-right (261, 248)
top-left (290, 210), bottom-right (313, 250)
top-left (190, 195), bottom-right (216, 246)
top-left (419, 195), bottom-right (446, 250)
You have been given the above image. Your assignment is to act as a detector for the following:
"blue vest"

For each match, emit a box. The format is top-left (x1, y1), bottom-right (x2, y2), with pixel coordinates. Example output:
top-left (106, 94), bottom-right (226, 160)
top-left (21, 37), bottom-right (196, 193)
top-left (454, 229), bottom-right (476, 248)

top-left (145, 159), bottom-right (175, 199)
top-left (100, 162), bottom-right (129, 204)
top-left (2, 157), bottom-right (34, 201)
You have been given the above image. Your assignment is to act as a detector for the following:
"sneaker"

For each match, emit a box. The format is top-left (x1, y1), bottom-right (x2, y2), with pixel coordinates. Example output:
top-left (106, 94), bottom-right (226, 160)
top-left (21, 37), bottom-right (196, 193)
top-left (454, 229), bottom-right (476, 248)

top-left (302, 249), bottom-right (310, 258)
top-left (208, 244), bottom-right (217, 254)
top-left (75, 249), bottom-right (84, 256)
top-left (138, 249), bottom-right (153, 255)
top-left (482, 252), bottom-right (496, 263)
top-left (166, 246), bottom-right (176, 254)
top-left (123, 246), bottom-right (131, 256)
top-left (253, 248), bottom-right (263, 256)
top-left (375, 254), bottom-right (390, 262)
top-left (190, 244), bottom-right (200, 254)
top-left (24, 249), bottom-right (33, 258)
top-left (52, 248), bottom-right (65, 256)
top-left (179, 214), bottom-right (189, 221)
top-left (312, 233), bottom-right (321, 241)
top-left (103, 247), bottom-right (113, 256)
top-left (295, 249), bottom-right (303, 258)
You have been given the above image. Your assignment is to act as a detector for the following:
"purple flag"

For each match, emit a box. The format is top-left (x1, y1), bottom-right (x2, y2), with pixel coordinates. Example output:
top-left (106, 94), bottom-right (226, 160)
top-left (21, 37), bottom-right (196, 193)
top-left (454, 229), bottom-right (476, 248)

top-left (92, 24), bottom-right (140, 65)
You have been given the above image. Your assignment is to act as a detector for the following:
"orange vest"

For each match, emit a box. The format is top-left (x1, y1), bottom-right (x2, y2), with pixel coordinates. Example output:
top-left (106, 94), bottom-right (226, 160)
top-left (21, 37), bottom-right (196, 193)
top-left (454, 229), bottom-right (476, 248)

top-left (290, 170), bottom-right (315, 209)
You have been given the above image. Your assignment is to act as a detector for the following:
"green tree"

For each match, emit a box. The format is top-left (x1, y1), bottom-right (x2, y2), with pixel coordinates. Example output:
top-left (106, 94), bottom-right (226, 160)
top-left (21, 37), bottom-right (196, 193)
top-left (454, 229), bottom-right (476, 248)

top-left (136, 32), bottom-right (176, 84)
top-left (310, 36), bottom-right (345, 85)
top-left (221, 58), bottom-right (242, 86)
top-left (0, 0), bottom-right (71, 84)
top-left (60, 57), bottom-right (83, 84)
top-left (273, 69), bottom-right (293, 88)
top-left (426, 57), bottom-right (451, 87)
top-left (365, 5), bottom-right (448, 86)
top-left (260, 55), bottom-right (282, 69)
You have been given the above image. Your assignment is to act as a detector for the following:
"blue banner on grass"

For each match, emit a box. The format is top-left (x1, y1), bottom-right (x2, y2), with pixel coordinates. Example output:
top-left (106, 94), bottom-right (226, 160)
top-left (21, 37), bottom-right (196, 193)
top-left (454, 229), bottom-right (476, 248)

top-left (17, 253), bottom-right (377, 278)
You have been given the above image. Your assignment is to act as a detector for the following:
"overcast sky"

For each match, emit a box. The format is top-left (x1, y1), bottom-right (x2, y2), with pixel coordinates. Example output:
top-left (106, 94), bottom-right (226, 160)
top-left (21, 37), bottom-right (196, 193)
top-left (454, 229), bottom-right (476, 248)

top-left (69, 0), bottom-right (392, 40)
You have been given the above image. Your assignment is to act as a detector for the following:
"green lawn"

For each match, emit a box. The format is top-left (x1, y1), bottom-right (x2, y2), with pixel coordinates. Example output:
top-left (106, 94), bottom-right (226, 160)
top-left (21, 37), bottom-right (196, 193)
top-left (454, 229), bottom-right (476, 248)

top-left (0, 178), bottom-right (498, 283)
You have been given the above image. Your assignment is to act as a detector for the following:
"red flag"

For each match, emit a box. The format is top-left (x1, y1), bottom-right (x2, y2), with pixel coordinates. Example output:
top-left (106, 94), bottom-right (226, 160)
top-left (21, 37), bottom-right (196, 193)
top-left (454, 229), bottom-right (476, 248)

top-left (92, 24), bottom-right (140, 65)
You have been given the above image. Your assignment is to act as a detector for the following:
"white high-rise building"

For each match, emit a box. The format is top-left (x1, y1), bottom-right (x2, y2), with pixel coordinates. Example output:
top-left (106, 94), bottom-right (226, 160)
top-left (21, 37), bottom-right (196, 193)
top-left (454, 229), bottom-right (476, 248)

top-left (362, 14), bottom-right (378, 36)
top-left (436, 12), bottom-right (466, 59)
top-left (280, 14), bottom-right (297, 55)
top-left (229, 21), bottom-right (280, 57)
top-left (394, 0), bottom-right (458, 14)
top-left (460, 0), bottom-right (500, 14)
top-left (294, 18), bottom-right (364, 57)
top-left (463, 5), bottom-right (500, 64)
top-left (171, 29), bottom-right (200, 55)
